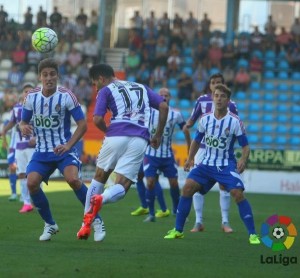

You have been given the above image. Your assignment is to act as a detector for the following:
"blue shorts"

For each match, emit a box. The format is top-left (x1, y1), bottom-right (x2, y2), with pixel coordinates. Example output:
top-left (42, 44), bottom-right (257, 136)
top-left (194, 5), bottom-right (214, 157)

top-left (26, 150), bottom-right (81, 184)
top-left (143, 155), bottom-right (178, 178)
top-left (7, 149), bottom-right (16, 165)
top-left (188, 162), bottom-right (244, 195)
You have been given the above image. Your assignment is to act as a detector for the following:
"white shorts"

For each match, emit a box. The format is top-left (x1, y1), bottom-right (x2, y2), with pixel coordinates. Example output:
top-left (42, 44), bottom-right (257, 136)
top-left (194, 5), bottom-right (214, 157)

top-left (97, 136), bottom-right (148, 183)
top-left (15, 148), bottom-right (35, 175)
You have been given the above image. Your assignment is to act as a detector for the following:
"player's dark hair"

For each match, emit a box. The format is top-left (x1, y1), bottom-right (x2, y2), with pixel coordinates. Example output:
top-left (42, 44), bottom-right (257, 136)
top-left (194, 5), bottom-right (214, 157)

top-left (204, 72), bottom-right (225, 94)
top-left (89, 63), bottom-right (115, 79)
top-left (214, 84), bottom-right (231, 98)
top-left (38, 58), bottom-right (58, 75)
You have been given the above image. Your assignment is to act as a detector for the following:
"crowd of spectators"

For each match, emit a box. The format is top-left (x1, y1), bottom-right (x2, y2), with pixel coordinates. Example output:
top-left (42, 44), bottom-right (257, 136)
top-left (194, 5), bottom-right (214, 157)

top-left (125, 11), bottom-right (300, 100)
top-left (0, 5), bottom-right (99, 115)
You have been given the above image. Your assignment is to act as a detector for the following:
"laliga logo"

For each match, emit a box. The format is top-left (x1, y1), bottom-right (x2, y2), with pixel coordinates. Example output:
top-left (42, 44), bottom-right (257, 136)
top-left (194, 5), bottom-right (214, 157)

top-left (260, 215), bottom-right (298, 266)
top-left (261, 214), bottom-right (297, 251)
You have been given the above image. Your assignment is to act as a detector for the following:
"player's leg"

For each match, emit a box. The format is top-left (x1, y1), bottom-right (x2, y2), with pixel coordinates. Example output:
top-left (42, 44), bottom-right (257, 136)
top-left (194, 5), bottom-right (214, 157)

top-left (131, 165), bottom-right (149, 216)
top-left (154, 177), bottom-right (169, 216)
top-left (144, 176), bottom-right (156, 222)
top-left (78, 136), bottom-right (147, 239)
top-left (219, 184), bottom-right (233, 233)
top-left (16, 149), bottom-right (34, 213)
top-left (190, 192), bottom-right (205, 232)
top-left (164, 164), bottom-right (213, 239)
top-left (7, 151), bottom-right (17, 201)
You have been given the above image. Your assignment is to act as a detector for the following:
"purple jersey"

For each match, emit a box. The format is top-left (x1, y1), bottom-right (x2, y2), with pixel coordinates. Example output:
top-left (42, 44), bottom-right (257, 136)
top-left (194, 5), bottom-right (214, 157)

top-left (94, 80), bottom-right (164, 141)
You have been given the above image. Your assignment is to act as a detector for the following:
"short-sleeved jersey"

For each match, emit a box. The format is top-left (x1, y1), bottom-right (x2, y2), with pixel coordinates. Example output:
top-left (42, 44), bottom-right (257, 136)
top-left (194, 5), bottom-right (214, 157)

top-left (94, 80), bottom-right (164, 141)
top-left (22, 86), bottom-right (84, 153)
top-left (10, 103), bottom-right (34, 150)
top-left (190, 93), bottom-right (238, 148)
top-left (146, 107), bottom-right (185, 157)
top-left (195, 111), bottom-right (248, 166)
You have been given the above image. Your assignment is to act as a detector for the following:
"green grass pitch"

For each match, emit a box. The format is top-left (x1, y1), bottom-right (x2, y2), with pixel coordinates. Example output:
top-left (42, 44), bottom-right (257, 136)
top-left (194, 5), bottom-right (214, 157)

top-left (0, 179), bottom-right (299, 277)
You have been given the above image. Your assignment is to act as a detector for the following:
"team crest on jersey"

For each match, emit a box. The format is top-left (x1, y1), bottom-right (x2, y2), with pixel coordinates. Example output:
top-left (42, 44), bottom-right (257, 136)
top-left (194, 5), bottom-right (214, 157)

top-left (224, 127), bottom-right (230, 137)
top-left (55, 104), bottom-right (61, 112)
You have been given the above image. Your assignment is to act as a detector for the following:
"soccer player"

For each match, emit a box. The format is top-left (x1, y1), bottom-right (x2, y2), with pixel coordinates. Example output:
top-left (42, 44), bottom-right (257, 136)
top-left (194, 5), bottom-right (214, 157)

top-left (76, 63), bottom-right (168, 240)
top-left (2, 83), bottom-right (36, 213)
top-left (1, 118), bottom-right (18, 201)
top-left (184, 73), bottom-right (238, 233)
top-left (164, 84), bottom-right (260, 245)
top-left (19, 58), bottom-right (105, 241)
top-left (143, 87), bottom-right (191, 222)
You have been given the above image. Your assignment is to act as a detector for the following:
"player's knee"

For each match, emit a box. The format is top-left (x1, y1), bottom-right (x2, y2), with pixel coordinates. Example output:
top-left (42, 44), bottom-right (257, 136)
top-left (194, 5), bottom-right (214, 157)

top-left (66, 176), bottom-right (81, 189)
top-left (230, 189), bottom-right (244, 203)
top-left (27, 179), bottom-right (40, 193)
top-left (182, 183), bottom-right (197, 197)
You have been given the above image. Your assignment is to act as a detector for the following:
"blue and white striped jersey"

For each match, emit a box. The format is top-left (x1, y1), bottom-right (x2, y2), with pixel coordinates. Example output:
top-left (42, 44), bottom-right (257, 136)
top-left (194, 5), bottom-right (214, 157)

top-left (22, 86), bottom-right (84, 153)
top-left (145, 107), bottom-right (185, 158)
top-left (195, 111), bottom-right (248, 166)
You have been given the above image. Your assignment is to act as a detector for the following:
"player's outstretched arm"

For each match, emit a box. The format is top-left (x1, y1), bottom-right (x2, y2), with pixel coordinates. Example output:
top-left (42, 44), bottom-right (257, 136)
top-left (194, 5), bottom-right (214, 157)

top-left (19, 120), bottom-right (33, 137)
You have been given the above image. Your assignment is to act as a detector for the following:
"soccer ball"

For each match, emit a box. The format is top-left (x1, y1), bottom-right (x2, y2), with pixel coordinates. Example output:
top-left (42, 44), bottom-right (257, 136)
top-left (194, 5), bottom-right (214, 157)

top-left (272, 227), bottom-right (285, 239)
top-left (32, 27), bottom-right (58, 53)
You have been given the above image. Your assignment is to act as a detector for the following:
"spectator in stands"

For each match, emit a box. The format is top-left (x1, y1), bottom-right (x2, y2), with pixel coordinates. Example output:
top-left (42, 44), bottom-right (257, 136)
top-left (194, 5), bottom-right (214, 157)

top-left (208, 42), bottom-right (223, 69)
top-left (143, 29), bottom-right (157, 62)
top-left (193, 29), bottom-right (210, 49)
top-left (36, 6), bottom-right (47, 28)
top-left (73, 78), bottom-right (92, 107)
top-left (183, 12), bottom-right (198, 46)
top-left (145, 11), bottom-right (158, 32)
top-left (158, 12), bottom-right (170, 36)
top-left (200, 13), bottom-right (211, 39)
top-left (222, 43), bottom-right (236, 69)
top-left (276, 26), bottom-right (293, 52)
top-left (287, 46), bottom-right (300, 71)
top-left (23, 7), bottom-right (33, 31)
top-left (249, 53), bottom-right (263, 82)
top-left (7, 65), bottom-right (24, 90)
top-left (223, 65), bottom-right (235, 88)
top-left (264, 15), bottom-right (277, 36)
top-left (136, 62), bottom-right (151, 86)
top-left (209, 31), bottom-right (225, 48)
top-left (61, 67), bottom-right (77, 91)
top-left (0, 5), bottom-right (8, 30)
top-left (74, 18), bottom-right (87, 40)
top-left (130, 10), bottom-right (143, 35)
top-left (167, 47), bottom-right (181, 76)
top-left (169, 17), bottom-right (185, 50)
top-left (67, 46), bottom-right (83, 72)
top-left (128, 28), bottom-right (143, 53)
top-left (11, 44), bottom-right (26, 71)
top-left (291, 17), bottom-right (300, 39)
top-left (234, 67), bottom-right (250, 91)
top-left (173, 13), bottom-right (184, 30)
top-left (193, 42), bottom-right (208, 69)
top-left (177, 70), bottom-right (193, 100)
top-left (61, 17), bottom-right (76, 42)
top-left (192, 64), bottom-right (208, 99)
top-left (125, 49), bottom-right (141, 74)
top-left (1, 32), bottom-right (17, 58)
top-left (236, 33), bottom-right (250, 59)
top-left (154, 35), bottom-right (168, 67)
top-left (76, 8), bottom-right (88, 27)
top-left (89, 10), bottom-right (98, 37)
top-left (26, 44), bottom-right (42, 72)
top-left (250, 26), bottom-right (264, 51)
top-left (49, 6), bottom-right (63, 31)
top-left (82, 35), bottom-right (100, 64)
top-left (149, 65), bottom-right (167, 88)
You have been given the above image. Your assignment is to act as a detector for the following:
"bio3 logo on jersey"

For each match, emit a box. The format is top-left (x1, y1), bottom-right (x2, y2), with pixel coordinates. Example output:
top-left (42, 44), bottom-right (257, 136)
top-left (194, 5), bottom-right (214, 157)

top-left (34, 114), bottom-right (60, 129)
top-left (205, 135), bottom-right (226, 149)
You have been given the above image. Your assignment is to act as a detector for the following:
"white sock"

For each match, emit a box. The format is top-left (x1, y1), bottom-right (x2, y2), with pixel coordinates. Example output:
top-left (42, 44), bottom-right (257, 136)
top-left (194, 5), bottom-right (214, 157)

top-left (85, 179), bottom-right (104, 213)
top-left (102, 184), bottom-right (125, 204)
top-left (193, 192), bottom-right (204, 224)
top-left (20, 179), bottom-right (31, 205)
top-left (220, 189), bottom-right (231, 224)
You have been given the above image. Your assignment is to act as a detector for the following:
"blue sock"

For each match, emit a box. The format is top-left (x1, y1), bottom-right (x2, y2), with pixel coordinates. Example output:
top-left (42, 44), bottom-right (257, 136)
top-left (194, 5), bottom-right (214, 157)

top-left (145, 188), bottom-right (156, 216)
top-left (155, 181), bottom-right (167, 211)
top-left (136, 180), bottom-right (147, 208)
top-left (31, 188), bottom-right (55, 225)
top-left (74, 183), bottom-right (88, 206)
top-left (9, 173), bottom-right (17, 194)
top-left (170, 186), bottom-right (180, 214)
top-left (175, 196), bottom-right (192, 232)
top-left (237, 199), bottom-right (256, 235)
